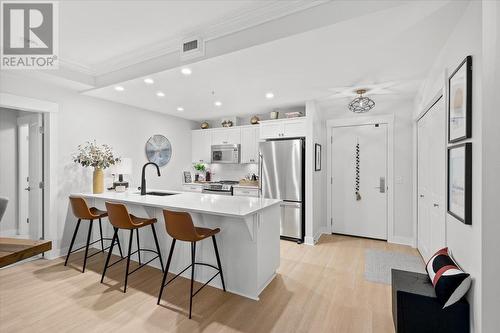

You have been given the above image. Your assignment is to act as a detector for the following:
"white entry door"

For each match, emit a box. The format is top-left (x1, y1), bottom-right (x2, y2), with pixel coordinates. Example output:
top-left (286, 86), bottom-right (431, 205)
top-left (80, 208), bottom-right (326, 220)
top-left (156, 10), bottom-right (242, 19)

top-left (17, 114), bottom-right (43, 240)
top-left (331, 124), bottom-right (388, 240)
top-left (417, 96), bottom-right (446, 261)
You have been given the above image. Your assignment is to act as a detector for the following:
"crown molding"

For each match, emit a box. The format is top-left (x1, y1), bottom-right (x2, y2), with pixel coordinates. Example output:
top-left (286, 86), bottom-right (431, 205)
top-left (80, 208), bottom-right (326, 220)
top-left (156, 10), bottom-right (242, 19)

top-left (59, 58), bottom-right (96, 76)
top-left (90, 0), bottom-right (329, 76)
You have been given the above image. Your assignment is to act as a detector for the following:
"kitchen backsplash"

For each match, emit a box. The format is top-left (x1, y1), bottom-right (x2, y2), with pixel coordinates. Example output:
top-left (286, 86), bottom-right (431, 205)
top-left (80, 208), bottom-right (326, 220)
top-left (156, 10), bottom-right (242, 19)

top-left (208, 163), bottom-right (259, 182)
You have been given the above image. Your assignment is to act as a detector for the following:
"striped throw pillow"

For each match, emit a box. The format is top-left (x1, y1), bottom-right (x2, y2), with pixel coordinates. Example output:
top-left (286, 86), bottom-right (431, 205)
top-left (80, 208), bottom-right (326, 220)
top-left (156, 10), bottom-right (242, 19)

top-left (426, 247), bottom-right (471, 308)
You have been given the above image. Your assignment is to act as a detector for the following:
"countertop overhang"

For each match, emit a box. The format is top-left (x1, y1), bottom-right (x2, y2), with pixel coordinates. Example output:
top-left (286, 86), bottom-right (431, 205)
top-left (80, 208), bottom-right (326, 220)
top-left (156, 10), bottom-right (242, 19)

top-left (74, 190), bottom-right (281, 218)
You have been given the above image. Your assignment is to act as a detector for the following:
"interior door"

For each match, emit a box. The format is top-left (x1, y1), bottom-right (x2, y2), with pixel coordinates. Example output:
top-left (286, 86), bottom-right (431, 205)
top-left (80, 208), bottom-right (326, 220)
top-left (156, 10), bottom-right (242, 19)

top-left (17, 124), bottom-right (30, 236)
top-left (417, 96), bottom-right (446, 261)
top-left (18, 114), bottom-right (43, 240)
top-left (331, 124), bottom-right (388, 240)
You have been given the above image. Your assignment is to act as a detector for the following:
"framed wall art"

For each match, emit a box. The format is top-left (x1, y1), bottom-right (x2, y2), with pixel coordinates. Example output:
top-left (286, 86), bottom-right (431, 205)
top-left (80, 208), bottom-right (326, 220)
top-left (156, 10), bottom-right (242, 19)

top-left (447, 143), bottom-right (472, 225)
top-left (448, 56), bottom-right (472, 143)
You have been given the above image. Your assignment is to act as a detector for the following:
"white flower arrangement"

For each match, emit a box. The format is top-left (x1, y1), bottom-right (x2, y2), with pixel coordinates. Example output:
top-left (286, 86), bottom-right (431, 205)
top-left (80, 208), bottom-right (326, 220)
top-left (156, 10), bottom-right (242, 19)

top-left (73, 140), bottom-right (120, 169)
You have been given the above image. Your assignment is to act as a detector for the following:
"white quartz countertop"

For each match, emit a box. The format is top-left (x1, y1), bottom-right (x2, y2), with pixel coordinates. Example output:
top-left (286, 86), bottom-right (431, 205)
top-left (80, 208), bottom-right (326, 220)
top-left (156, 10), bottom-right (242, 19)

top-left (75, 190), bottom-right (281, 218)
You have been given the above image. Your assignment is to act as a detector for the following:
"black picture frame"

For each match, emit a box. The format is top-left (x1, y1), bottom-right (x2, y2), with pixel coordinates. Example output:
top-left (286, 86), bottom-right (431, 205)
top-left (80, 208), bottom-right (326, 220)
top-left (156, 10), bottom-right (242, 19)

top-left (315, 143), bottom-right (321, 171)
top-left (447, 143), bottom-right (472, 225)
top-left (183, 171), bottom-right (192, 184)
top-left (448, 55), bottom-right (472, 143)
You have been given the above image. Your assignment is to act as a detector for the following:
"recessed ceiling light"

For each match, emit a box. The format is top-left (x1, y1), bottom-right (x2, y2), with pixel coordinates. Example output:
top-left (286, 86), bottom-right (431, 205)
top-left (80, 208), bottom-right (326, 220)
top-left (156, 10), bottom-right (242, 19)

top-left (144, 78), bottom-right (154, 84)
top-left (114, 86), bottom-right (124, 91)
top-left (181, 67), bottom-right (192, 75)
top-left (156, 91), bottom-right (165, 97)
top-left (214, 101), bottom-right (222, 107)
top-left (177, 107), bottom-right (184, 112)
top-left (265, 92), bottom-right (274, 99)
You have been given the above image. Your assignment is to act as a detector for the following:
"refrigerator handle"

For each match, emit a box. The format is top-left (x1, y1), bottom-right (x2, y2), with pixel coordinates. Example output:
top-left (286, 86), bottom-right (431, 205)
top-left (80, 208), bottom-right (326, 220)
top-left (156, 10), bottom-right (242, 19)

top-left (258, 152), bottom-right (263, 195)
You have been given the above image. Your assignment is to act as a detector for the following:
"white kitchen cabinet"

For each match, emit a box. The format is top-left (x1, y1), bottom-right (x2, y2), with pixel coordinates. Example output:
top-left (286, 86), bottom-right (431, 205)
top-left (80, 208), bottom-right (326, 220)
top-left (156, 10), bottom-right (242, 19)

top-left (283, 119), bottom-right (306, 137)
top-left (259, 121), bottom-right (282, 139)
top-left (192, 130), bottom-right (212, 163)
top-left (182, 184), bottom-right (203, 192)
top-left (233, 187), bottom-right (259, 197)
top-left (211, 128), bottom-right (241, 145)
top-left (259, 118), bottom-right (306, 139)
top-left (240, 126), bottom-right (260, 163)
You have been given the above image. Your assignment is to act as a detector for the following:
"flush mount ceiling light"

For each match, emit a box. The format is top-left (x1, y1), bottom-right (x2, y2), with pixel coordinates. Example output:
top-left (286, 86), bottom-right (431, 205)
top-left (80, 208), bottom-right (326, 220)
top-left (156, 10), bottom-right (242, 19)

top-left (114, 86), bottom-right (124, 92)
top-left (348, 89), bottom-right (375, 113)
top-left (177, 107), bottom-right (184, 112)
top-left (156, 91), bottom-right (165, 97)
top-left (181, 67), bottom-right (192, 75)
top-left (214, 101), bottom-right (222, 107)
top-left (144, 78), bottom-right (154, 84)
top-left (265, 92), bottom-right (274, 99)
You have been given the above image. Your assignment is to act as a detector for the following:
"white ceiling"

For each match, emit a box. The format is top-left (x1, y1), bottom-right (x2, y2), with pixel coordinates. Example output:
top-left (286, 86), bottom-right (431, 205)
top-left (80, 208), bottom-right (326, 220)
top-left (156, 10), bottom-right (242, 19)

top-left (60, 1), bottom-right (260, 67)
top-left (83, 0), bottom-right (468, 120)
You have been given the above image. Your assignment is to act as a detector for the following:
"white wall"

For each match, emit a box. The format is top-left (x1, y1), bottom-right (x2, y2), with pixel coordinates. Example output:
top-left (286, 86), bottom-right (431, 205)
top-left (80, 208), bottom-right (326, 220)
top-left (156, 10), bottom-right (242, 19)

top-left (0, 72), bottom-right (196, 257)
top-left (311, 103), bottom-right (327, 242)
top-left (303, 101), bottom-right (328, 244)
top-left (414, 1), bottom-right (482, 331)
top-left (0, 108), bottom-right (18, 235)
top-left (480, 1), bottom-right (500, 331)
top-left (208, 163), bottom-right (258, 182)
top-left (321, 97), bottom-right (415, 245)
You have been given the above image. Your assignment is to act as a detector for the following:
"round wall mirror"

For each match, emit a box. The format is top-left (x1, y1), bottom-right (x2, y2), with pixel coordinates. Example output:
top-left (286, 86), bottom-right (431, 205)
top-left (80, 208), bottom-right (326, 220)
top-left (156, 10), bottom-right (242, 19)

top-left (145, 134), bottom-right (172, 167)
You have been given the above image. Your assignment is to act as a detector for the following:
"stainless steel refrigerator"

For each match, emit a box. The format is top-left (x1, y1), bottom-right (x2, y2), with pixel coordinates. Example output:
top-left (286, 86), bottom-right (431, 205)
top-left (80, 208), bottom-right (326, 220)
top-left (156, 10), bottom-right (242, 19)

top-left (259, 138), bottom-right (305, 243)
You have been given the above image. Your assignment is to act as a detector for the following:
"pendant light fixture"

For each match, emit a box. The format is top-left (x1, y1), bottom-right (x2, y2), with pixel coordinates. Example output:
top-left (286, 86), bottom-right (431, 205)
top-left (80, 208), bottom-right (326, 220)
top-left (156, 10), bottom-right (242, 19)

top-left (348, 89), bottom-right (375, 113)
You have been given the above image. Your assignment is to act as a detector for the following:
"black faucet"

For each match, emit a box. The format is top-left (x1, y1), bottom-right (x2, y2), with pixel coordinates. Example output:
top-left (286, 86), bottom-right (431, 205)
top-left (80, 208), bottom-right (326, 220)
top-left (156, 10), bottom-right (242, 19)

top-left (140, 162), bottom-right (161, 195)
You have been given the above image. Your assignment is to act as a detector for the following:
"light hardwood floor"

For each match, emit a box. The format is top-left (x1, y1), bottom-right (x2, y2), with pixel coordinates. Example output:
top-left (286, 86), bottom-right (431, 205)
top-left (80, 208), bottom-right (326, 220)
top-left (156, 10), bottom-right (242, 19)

top-left (0, 234), bottom-right (419, 333)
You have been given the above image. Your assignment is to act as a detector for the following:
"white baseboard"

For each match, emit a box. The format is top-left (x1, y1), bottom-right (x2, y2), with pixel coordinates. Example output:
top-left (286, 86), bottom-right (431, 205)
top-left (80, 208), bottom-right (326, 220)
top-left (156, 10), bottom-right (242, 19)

top-left (389, 236), bottom-right (416, 247)
top-left (304, 236), bottom-right (315, 246)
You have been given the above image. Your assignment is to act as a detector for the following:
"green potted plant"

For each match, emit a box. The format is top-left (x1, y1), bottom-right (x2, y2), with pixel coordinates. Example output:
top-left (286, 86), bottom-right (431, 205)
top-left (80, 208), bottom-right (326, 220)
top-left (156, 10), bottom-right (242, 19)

top-left (193, 163), bottom-right (206, 182)
top-left (73, 140), bottom-right (120, 193)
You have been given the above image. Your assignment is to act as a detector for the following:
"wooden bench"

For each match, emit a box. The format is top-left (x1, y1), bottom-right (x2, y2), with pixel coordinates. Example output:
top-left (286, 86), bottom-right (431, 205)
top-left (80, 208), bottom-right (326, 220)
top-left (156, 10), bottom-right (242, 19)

top-left (0, 238), bottom-right (52, 268)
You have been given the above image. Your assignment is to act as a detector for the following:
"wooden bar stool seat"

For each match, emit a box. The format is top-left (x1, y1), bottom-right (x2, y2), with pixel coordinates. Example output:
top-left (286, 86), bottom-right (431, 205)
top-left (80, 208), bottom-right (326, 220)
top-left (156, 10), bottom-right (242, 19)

top-left (65, 196), bottom-right (123, 273)
top-left (101, 202), bottom-right (164, 293)
top-left (157, 210), bottom-right (226, 319)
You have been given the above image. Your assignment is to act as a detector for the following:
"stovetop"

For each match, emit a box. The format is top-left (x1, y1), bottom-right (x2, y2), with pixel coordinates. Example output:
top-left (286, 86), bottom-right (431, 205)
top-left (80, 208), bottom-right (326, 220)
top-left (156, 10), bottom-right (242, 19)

top-left (203, 180), bottom-right (238, 191)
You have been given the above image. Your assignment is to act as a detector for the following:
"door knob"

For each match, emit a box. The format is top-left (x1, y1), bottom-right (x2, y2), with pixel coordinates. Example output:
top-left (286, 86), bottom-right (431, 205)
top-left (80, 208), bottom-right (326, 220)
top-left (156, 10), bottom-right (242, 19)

top-left (374, 177), bottom-right (386, 193)
top-left (419, 194), bottom-right (424, 198)
top-left (433, 203), bottom-right (439, 207)
top-left (24, 186), bottom-right (31, 191)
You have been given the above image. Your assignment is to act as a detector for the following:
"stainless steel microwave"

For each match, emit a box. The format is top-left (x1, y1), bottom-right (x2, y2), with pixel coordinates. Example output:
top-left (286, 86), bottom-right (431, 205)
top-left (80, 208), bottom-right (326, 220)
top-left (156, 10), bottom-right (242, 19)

top-left (211, 144), bottom-right (240, 164)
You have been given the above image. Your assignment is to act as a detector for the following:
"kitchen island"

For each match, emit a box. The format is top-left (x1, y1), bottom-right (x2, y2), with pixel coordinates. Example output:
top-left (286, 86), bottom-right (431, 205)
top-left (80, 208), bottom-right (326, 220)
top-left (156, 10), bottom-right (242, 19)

top-left (76, 191), bottom-right (281, 300)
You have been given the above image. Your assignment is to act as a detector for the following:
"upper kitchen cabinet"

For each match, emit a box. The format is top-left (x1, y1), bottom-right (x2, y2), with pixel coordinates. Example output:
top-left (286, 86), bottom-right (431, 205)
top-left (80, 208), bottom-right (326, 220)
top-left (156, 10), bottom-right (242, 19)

top-left (212, 128), bottom-right (241, 145)
top-left (192, 130), bottom-right (212, 163)
top-left (259, 118), bottom-right (306, 139)
top-left (240, 126), bottom-right (260, 163)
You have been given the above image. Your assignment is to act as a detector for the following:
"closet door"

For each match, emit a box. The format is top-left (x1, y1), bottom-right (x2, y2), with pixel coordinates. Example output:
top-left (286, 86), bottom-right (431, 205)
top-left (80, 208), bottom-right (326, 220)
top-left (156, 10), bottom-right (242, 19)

top-left (417, 95), bottom-right (446, 261)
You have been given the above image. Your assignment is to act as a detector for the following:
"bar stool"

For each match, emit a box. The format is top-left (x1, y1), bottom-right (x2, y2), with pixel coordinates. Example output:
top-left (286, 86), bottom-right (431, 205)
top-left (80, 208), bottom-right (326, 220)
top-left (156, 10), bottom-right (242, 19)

top-left (65, 196), bottom-right (123, 273)
top-left (101, 201), bottom-right (164, 293)
top-left (157, 210), bottom-right (226, 319)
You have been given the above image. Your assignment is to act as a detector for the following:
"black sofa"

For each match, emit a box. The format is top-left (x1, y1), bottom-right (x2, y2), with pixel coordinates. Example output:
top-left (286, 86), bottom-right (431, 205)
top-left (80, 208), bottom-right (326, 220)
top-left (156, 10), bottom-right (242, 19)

top-left (391, 269), bottom-right (469, 333)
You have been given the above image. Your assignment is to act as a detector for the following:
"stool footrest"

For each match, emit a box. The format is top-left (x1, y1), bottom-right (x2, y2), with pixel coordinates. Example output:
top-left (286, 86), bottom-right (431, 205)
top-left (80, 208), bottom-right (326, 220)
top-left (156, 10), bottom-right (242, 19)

top-left (106, 248), bottom-right (160, 270)
top-left (68, 237), bottom-right (114, 254)
top-left (128, 255), bottom-right (160, 275)
top-left (192, 271), bottom-right (221, 297)
top-left (162, 261), bottom-right (221, 292)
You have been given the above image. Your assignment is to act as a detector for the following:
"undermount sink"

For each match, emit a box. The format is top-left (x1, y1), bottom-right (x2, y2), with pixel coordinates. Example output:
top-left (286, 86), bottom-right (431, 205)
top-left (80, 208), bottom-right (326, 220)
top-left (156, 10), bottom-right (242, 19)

top-left (145, 191), bottom-right (177, 196)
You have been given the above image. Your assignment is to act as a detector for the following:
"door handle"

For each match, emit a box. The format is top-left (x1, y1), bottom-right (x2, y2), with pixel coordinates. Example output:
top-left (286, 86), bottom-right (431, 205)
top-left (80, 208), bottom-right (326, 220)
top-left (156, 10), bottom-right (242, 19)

top-left (433, 203), bottom-right (439, 207)
top-left (419, 194), bottom-right (424, 198)
top-left (24, 186), bottom-right (31, 191)
top-left (374, 177), bottom-right (386, 193)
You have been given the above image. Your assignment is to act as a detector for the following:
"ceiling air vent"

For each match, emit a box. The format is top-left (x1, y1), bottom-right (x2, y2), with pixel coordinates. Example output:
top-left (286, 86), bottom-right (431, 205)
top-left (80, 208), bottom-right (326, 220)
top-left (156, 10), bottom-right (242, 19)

top-left (180, 37), bottom-right (204, 60)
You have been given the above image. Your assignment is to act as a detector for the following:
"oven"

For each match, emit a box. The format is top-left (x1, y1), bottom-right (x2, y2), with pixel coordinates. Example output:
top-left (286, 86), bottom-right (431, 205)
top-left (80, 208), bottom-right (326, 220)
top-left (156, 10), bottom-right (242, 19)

top-left (211, 144), bottom-right (240, 164)
top-left (201, 188), bottom-right (233, 196)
